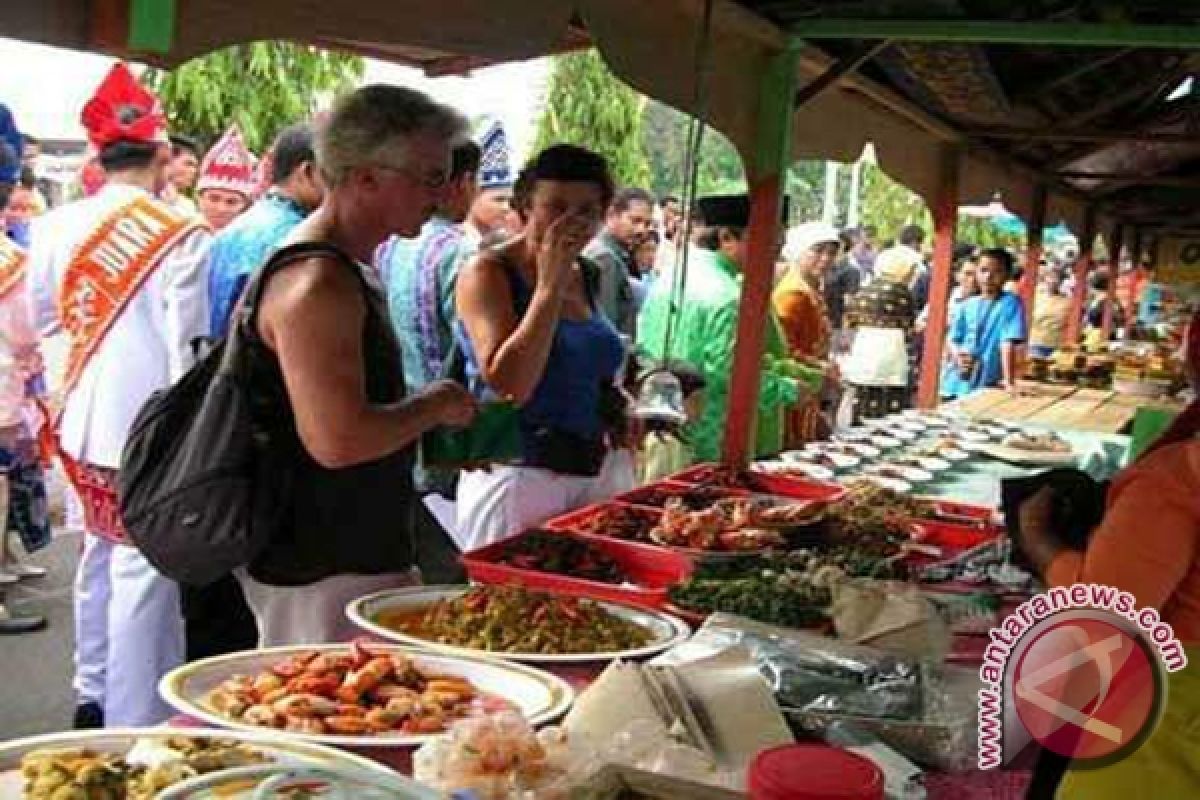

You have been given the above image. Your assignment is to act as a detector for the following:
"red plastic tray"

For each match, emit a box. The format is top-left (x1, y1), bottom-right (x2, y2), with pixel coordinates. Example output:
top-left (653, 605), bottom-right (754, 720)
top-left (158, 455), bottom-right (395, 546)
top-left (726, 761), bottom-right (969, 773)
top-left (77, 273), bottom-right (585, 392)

top-left (906, 520), bottom-right (1001, 567)
top-left (616, 480), bottom-right (750, 509)
top-left (917, 497), bottom-right (999, 527)
top-left (543, 501), bottom-right (662, 538)
top-left (666, 464), bottom-right (848, 503)
top-left (463, 529), bottom-right (692, 609)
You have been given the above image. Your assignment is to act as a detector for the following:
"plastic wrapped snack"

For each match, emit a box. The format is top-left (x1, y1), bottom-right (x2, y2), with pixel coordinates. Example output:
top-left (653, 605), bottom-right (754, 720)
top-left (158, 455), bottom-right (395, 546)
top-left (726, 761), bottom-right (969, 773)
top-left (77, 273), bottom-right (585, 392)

top-left (413, 712), bottom-right (590, 800)
top-left (667, 614), bottom-right (979, 772)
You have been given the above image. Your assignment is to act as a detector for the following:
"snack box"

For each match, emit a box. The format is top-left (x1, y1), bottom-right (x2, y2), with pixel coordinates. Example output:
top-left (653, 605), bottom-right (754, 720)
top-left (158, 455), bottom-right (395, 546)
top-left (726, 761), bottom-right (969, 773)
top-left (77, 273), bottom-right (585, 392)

top-left (462, 528), bottom-right (692, 609)
top-left (667, 463), bottom-right (848, 502)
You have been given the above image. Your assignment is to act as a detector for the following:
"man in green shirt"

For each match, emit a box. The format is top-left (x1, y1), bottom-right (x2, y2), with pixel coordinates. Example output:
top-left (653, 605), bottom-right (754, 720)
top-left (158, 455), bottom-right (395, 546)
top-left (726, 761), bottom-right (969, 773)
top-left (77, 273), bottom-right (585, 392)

top-left (637, 194), bottom-right (821, 462)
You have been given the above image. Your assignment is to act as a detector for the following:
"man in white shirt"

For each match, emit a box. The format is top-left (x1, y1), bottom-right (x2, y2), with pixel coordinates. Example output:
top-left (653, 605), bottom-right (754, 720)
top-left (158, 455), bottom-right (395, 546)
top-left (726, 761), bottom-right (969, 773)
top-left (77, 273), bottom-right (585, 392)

top-left (27, 63), bottom-right (211, 728)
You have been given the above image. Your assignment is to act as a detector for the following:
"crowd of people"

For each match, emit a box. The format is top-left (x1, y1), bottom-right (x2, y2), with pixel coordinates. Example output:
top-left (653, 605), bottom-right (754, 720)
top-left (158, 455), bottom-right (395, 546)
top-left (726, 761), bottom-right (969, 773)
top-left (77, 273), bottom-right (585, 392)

top-left (0, 61), bottom-right (1182, 741)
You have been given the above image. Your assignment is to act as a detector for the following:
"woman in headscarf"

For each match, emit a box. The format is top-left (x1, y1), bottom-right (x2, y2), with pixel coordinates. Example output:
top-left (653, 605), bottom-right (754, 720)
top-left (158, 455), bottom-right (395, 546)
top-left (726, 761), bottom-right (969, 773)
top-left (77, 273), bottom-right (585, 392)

top-left (842, 245), bottom-right (919, 420)
top-left (773, 221), bottom-right (841, 445)
top-left (1015, 308), bottom-right (1200, 799)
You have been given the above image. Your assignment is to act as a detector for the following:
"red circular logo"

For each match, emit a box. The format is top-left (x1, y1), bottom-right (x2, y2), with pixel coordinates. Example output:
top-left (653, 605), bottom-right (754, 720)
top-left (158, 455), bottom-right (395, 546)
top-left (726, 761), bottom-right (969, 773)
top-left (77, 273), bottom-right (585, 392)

top-left (1011, 614), bottom-right (1162, 762)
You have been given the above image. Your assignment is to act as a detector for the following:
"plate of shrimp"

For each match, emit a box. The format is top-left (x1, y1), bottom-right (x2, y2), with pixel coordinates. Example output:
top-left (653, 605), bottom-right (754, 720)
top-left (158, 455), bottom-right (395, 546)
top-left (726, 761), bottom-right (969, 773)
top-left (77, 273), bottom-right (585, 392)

top-left (159, 641), bottom-right (574, 748)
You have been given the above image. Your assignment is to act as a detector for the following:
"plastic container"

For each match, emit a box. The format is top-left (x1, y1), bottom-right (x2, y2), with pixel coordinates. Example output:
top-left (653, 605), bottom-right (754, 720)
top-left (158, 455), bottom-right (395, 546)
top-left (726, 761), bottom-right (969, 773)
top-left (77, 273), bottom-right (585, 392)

top-left (749, 743), bottom-right (885, 800)
top-left (909, 520), bottom-right (998, 553)
top-left (616, 480), bottom-right (750, 509)
top-left (917, 498), bottom-right (997, 527)
top-left (462, 529), bottom-right (693, 609)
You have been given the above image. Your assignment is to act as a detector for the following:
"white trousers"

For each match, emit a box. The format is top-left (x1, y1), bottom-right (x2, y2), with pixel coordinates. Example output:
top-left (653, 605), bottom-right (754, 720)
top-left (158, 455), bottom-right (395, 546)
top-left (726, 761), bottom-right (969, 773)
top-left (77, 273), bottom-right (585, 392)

top-left (455, 449), bottom-right (636, 553)
top-left (237, 569), bottom-right (420, 647)
top-left (72, 535), bottom-right (184, 725)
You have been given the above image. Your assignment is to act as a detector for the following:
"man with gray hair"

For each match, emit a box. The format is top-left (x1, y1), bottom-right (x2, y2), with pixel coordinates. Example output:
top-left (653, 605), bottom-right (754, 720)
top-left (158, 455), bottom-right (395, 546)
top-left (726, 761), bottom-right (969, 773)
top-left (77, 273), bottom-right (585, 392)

top-left (234, 85), bottom-right (478, 645)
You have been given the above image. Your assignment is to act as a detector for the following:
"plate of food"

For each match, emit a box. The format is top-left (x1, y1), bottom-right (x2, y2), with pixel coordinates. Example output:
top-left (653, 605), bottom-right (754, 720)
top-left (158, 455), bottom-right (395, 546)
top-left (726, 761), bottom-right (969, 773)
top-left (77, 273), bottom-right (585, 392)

top-left (348, 585), bottom-right (691, 665)
top-left (830, 441), bottom-right (882, 459)
top-left (892, 453), bottom-right (951, 473)
top-left (869, 434), bottom-right (903, 449)
top-left (792, 447), bottom-right (862, 470)
top-left (889, 428), bottom-right (919, 442)
top-left (854, 474), bottom-right (913, 494)
top-left (756, 460), bottom-right (837, 484)
top-left (977, 431), bottom-right (1078, 466)
top-left (921, 440), bottom-right (971, 461)
top-left (159, 641), bottom-right (574, 748)
top-left (953, 428), bottom-right (991, 442)
top-left (0, 729), bottom-right (418, 799)
top-left (833, 427), bottom-right (875, 442)
top-left (782, 449), bottom-right (856, 472)
top-left (863, 463), bottom-right (934, 484)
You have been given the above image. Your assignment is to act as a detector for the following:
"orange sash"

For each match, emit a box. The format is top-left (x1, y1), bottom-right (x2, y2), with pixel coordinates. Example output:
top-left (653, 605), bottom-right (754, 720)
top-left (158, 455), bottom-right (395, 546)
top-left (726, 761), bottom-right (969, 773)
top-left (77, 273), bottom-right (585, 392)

top-left (48, 195), bottom-right (204, 543)
top-left (0, 236), bottom-right (25, 299)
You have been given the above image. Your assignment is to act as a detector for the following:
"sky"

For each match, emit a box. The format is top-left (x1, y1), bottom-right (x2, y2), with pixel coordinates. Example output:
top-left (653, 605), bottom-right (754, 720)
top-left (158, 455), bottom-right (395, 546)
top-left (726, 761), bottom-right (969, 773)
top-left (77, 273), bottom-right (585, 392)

top-left (0, 37), bottom-right (551, 159)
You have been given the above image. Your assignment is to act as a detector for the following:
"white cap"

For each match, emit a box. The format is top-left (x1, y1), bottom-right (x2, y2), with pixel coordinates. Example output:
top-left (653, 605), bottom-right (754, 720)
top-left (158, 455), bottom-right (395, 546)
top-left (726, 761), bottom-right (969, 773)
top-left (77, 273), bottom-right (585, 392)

top-left (783, 221), bottom-right (840, 262)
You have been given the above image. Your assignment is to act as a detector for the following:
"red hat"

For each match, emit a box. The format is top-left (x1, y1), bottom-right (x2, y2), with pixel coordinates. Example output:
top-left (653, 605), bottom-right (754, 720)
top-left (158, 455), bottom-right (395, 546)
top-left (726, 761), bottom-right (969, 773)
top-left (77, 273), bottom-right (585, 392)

top-left (197, 125), bottom-right (258, 198)
top-left (81, 63), bottom-right (169, 150)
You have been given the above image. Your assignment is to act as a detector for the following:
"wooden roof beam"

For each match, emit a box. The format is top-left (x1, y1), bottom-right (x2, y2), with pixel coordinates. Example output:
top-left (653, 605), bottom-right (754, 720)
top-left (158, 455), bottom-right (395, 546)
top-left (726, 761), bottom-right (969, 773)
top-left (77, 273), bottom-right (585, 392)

top-left (965, 128), bottom-right (1198, 145)
top-left (792, 39), bottom-right (891, 108)
top-left (1011, 48), bottom-right (1135, 103)
top-left (788, 20), bottom-right (1200, 49)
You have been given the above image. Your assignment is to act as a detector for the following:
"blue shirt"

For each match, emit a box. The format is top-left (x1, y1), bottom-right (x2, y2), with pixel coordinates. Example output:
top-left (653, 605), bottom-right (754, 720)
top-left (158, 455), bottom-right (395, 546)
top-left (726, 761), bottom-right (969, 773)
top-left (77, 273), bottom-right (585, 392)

top-left (378, 216), bottom-right (473, 394)
top-left (206, 192), bottom-right (308, 336)
top-left (456, 257), bottom-right (625, 447)
top-left (946, 291), bottom-right (1027, 398)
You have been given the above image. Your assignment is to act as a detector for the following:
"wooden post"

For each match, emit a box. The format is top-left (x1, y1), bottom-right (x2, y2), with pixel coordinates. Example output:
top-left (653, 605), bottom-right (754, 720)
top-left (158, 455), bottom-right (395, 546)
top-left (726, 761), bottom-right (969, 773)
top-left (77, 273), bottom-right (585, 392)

top-left (1064, 207), bottom-right (1096, 344)
top-left (1102, 222), bottom-right (1124, 340)
top-left (722, 43), bottom-right (799, 465)
top-left (1126, 228), bottom-right (1144, 338)
top-left (1018, 183), bottom-right (1048, 325)
top-left (916, 145), bottom-right (962, 408)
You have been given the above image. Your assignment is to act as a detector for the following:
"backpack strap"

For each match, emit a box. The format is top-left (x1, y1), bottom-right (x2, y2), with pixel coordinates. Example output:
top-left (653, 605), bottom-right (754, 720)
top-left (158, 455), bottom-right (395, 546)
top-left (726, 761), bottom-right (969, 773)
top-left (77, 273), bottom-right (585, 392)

top-left (214, 242), bottom-right (366, 380)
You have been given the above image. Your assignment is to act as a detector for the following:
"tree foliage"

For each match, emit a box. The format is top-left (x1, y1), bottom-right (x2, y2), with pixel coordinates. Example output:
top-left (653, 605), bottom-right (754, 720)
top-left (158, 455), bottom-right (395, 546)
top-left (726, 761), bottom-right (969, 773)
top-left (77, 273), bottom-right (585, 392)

top-left (534, 50), bottom-right (651, 188)
top-left (144, 42), bottom-right (364, 153)
top-left (641, 99), bottom-right (746, 200)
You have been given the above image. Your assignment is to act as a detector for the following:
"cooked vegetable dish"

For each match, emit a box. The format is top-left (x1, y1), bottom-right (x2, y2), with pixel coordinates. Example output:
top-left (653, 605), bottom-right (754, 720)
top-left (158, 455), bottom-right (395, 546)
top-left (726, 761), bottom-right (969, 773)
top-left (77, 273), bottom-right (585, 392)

top-left (668, 549), bottom-right (907, 627)
top-left (496, 530), bottom-right (626, 584)
top-left (379, 586), bottom-right (654, 655)
top-left (21, 737), bottom-right (267, 799)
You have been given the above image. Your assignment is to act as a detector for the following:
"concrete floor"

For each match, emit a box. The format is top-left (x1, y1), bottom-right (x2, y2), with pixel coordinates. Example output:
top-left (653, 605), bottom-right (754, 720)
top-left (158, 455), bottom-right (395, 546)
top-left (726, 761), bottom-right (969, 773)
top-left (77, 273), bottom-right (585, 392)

top-left (0, 531), bottom-right (80, 738)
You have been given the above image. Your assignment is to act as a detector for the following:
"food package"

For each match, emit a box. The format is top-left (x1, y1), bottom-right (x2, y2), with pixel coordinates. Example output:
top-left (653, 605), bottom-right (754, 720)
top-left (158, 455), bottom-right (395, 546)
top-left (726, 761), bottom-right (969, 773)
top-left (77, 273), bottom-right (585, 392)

top-left (564, 652), bottom-right (792, 792)
top-left (666, 614), bottom-right (979, 772)
top-left (413, 712), bottom-right (591, 800)
top-left (829, 579), bottom-right (950, 661)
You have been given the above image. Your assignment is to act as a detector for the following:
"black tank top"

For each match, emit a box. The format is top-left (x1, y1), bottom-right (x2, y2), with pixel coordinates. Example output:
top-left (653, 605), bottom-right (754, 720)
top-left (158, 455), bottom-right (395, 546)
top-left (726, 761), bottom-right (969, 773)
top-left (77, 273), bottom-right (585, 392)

top-left (243, 242), bottom-right (417, 586)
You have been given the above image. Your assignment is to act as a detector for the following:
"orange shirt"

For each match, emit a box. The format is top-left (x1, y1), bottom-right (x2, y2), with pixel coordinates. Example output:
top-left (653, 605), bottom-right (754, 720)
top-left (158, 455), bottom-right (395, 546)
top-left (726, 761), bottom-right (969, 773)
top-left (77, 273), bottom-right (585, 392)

top-left (1048, 439), bottom-right (1200, 643)
top-left (773, 270), bottom-right (830, 361)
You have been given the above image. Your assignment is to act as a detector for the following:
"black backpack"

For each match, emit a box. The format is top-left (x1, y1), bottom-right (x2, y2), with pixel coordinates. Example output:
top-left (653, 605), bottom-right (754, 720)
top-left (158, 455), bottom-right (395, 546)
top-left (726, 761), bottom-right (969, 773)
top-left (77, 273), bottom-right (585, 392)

top-left (117, 248), bottom-right (306, 586)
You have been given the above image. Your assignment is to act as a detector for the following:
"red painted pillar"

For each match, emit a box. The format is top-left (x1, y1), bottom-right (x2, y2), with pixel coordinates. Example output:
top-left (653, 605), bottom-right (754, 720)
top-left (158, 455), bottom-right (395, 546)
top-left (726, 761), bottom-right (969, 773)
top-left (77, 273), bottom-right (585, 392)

top-left (1018, 184), bottom-right (1047, 327)
top-left (724, 179), bottom-right (783, 465)
top-left (1102, 222), bottom-right (1124, 340)
top-left (1064, 207), bottom-right (1096, 345)
top-left (916, 145), bottom-right (961, 408)
top-left (721, 44), bottom-right (798, 466)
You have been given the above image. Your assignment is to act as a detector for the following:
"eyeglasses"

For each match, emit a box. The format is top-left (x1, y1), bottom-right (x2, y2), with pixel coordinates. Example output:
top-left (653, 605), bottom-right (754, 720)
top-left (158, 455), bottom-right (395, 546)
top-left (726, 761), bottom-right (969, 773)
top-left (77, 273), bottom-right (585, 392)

top-left (371, 162), bottom-right (448, 190)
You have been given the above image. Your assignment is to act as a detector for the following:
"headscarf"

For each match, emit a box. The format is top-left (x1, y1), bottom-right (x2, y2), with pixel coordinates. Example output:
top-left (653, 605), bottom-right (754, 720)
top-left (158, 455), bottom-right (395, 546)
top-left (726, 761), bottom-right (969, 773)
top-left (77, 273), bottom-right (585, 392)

top-left (782, 221), bottom-right (839, 263)
top-left (875, 245), bottom-right (922, 286)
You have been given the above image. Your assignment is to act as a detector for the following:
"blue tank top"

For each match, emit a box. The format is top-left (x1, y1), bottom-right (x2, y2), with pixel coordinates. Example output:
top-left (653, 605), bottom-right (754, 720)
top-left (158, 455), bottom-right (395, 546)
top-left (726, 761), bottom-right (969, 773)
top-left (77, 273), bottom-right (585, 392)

top-left (455, 253), bottom-right (625, 447)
